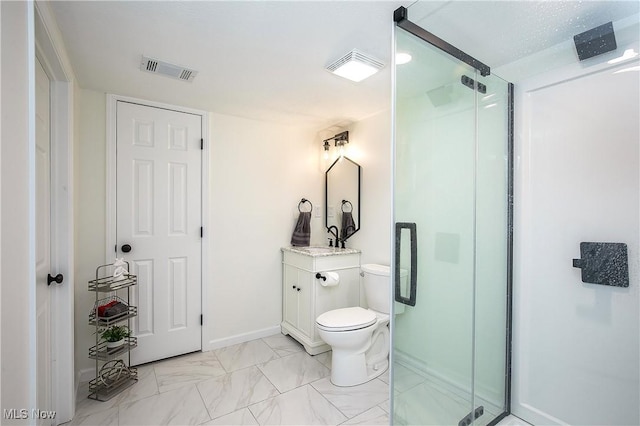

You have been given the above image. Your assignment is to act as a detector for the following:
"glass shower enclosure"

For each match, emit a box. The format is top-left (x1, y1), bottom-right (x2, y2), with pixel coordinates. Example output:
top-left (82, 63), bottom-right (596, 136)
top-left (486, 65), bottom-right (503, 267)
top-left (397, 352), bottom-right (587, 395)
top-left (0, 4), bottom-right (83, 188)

top-left (392, 6), bottom-right (512, 426)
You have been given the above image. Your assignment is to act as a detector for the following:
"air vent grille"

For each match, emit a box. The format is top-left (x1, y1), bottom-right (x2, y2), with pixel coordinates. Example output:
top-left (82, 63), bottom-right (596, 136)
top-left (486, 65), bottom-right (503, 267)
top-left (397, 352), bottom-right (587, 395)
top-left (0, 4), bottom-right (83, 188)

top-left (140, 56), bottom-right (198, 82)
top-left (326, 49), bottom-right (385, 72)
top-left (145, 60), bottom-right (158, 72)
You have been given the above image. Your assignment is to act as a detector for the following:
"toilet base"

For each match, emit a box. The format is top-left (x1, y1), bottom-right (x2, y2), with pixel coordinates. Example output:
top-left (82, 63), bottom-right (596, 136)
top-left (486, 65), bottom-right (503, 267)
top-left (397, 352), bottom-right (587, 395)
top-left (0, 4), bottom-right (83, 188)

top-left (330, 349), bottom-right (388, 387)
top-left (328, 323), bottom-right (390, 387)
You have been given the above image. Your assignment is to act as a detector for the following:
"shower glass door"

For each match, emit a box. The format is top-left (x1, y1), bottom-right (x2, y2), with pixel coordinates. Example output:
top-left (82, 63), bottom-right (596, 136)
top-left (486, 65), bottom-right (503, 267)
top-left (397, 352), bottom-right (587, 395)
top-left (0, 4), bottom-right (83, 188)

top-left (392, 17), bottom-right (510, 426)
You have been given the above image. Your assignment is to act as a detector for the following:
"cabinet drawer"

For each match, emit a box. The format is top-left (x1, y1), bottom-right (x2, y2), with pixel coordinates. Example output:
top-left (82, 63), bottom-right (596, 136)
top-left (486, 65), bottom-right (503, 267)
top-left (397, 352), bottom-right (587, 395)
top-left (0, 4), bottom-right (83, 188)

top-left (283, 251), bottom-right (314, 270)
top-left (314, 254), bottom-right (360, 271)
top-left (283, 251), bottom-right (360, 272)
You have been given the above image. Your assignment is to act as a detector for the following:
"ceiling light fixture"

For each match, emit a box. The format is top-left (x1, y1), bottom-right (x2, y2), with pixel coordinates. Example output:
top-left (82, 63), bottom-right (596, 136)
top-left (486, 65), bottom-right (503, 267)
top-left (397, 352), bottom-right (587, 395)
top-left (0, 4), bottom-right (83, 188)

top-left (396, 52), bottom-right (412, 65)
top-left (326, 49), bottom-right (384, 82)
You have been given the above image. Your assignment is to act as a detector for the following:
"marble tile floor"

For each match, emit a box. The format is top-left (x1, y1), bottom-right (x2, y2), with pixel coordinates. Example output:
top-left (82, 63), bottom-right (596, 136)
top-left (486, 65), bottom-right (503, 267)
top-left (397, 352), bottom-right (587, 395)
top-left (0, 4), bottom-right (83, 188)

top-left (69, 334), bottom-right (513, 426)
top-left (68, 334), bottom-right (391, 426)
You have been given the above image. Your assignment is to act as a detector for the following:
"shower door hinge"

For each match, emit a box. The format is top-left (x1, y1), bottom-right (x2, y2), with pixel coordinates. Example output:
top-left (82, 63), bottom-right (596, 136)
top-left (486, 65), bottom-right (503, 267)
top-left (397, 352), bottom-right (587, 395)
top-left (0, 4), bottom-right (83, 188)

top-left (200, 227), bottom-right (203, 238)
top-left (200, 314), bottom-right (203, 325)
top-left (461, 75), bottom-right (487, 94)
top-left (200, 138), bottom-right (204, 150)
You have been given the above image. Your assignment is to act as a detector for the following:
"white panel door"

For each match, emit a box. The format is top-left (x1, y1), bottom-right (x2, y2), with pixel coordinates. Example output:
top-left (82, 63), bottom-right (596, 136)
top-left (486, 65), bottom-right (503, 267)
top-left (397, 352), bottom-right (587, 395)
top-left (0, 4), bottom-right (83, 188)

top-left (116, 101), bottom-right (202, 365)
top-left (514, 62), bottom-right (640, 425)
top-left (35, 58), bottom-right (53, 425)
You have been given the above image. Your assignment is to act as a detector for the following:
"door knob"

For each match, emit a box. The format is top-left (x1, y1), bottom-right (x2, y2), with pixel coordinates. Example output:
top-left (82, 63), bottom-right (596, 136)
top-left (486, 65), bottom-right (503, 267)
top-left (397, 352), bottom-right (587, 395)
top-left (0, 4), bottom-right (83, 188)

top-left (48, 273), bottom-right (63, 286)
top-left (121, 244), bottom-right (132, 253)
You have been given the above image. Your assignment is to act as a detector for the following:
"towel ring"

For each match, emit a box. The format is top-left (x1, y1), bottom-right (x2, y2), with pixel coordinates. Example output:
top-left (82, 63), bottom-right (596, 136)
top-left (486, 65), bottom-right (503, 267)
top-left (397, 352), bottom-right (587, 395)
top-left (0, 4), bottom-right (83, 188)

top-left (341, 200), bottom-right (353, 213)
top-left (298, 198), bottom-right (313, 213)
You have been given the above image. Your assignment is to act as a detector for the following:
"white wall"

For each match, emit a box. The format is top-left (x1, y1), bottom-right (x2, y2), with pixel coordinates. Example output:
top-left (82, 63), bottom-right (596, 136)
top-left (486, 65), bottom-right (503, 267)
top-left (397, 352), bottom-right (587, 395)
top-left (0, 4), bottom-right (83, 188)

top-left (205, 113), bottom-right (322, 348)
top-left (512, 55), bottom-right (640, 425)
top-left (73, 88), bottom-right (107, 376)
top-left (344, 110), bottom-right (393, 268)
top-left (0, 0), bottom-right (35, 417)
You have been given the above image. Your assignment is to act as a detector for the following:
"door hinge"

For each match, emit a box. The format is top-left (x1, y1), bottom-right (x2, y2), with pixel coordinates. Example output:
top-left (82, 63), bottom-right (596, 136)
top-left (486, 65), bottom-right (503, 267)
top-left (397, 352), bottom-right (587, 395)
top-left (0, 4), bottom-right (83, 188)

top-left (114, 244), bottom-right (118, 253)
top-left (200, 138), bottom-right (204, 150)
top-left (200, 227), bottom-right (203, 238)
top-left (200, 314), bottom-right (203, 325)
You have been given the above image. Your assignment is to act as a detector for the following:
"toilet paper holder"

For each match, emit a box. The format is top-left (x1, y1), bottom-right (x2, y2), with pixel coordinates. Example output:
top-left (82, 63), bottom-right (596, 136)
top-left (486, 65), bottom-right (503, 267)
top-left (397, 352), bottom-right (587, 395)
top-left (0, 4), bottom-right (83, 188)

top-left (316, 272), bottom-right (339, 287)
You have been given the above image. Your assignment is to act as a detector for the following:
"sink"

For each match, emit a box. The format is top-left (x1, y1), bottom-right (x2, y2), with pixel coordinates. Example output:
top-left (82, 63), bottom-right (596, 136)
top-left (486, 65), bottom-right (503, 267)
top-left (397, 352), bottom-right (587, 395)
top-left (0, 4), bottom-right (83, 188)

top-left (283, 246), bottom-right (360, 257)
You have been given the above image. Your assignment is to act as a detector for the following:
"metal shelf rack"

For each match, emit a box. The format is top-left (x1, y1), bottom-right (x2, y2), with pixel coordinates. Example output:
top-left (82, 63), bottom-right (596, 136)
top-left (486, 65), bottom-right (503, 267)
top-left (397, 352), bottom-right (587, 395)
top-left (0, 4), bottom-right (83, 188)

top-left (87, 262), bottom-right (138, 401)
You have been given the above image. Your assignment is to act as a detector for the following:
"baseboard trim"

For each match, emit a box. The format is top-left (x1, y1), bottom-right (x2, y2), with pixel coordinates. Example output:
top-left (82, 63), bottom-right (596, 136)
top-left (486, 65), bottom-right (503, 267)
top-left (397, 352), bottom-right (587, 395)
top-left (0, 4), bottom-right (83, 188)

top-left (511, 402), bottom-right (564, 426)
top-left (76, 367), bottom-right (95, 385)
top-left (207, 326), bottom-right (281, 351)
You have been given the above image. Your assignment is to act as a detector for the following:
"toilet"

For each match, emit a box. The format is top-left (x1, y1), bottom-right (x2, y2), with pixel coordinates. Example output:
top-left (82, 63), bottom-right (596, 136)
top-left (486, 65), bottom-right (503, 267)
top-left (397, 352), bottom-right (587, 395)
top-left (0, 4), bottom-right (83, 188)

top-left (316, 263), bottom-right (402, 387)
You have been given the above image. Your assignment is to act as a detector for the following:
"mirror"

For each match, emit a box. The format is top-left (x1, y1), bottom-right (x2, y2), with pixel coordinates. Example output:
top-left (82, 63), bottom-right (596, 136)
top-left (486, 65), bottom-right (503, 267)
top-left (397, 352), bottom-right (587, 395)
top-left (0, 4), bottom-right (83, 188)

top-left (325, 156), bottom-right (361, 245)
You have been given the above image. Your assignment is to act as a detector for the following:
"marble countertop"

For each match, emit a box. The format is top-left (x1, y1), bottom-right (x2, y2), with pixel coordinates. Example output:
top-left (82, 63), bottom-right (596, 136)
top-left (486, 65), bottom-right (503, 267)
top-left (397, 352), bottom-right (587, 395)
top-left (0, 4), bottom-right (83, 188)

top-left (282, 246), bottom-right (360, 257)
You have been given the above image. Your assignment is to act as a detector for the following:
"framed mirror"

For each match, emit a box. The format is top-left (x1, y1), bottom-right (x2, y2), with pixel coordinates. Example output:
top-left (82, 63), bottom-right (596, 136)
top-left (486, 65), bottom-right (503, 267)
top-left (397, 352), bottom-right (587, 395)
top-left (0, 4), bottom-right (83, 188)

top-left (325, 156), bottom-right (361, 244)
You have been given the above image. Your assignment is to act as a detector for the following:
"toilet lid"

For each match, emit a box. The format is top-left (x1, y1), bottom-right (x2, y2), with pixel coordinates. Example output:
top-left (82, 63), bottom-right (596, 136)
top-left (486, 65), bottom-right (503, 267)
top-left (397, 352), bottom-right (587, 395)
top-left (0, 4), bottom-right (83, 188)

top-left (316, 307), bottom-right (377, 331)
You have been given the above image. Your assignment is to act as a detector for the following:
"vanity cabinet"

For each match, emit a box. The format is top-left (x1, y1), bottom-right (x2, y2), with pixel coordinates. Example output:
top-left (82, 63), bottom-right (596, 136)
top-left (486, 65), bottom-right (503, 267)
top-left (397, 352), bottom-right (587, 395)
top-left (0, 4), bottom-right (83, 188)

top-left (281, 247), bottom-right (361, 355)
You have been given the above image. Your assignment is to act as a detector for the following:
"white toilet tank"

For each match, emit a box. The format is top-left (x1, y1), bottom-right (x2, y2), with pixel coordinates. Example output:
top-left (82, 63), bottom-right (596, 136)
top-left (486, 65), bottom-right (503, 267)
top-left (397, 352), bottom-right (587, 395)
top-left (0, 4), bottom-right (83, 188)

top-left (361, 264), bottom-right (391, 314)
top-left (361, 264), bottom-right (408, 315)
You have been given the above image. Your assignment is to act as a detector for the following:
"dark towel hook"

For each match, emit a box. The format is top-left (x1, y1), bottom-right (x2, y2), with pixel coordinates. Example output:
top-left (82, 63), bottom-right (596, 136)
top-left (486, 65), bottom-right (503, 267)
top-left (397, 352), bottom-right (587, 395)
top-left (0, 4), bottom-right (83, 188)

top-left (341, 200), bottom-right (353, 213)
top-left (298, 198), bottom-right (313, 213)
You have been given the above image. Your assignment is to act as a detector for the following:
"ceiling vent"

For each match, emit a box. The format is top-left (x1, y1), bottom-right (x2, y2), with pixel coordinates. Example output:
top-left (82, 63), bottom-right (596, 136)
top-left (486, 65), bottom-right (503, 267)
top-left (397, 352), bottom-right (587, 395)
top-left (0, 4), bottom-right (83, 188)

top-left (326, 49), bottom-right (384, 82)
top-left (140, 56), bottom-right (198, 82)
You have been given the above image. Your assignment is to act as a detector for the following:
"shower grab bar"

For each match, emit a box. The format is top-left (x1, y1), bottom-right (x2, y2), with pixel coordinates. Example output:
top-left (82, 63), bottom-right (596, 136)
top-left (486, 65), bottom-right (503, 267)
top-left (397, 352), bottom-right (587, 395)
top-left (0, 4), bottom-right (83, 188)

top-left (395, 222), bottom-right (417, 306)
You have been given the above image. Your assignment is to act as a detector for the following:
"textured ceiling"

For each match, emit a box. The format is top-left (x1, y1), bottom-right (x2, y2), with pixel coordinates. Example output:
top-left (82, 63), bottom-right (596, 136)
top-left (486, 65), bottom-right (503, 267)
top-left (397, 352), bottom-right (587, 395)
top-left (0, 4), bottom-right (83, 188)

top-left (50, 1), bottom-right (639, 130)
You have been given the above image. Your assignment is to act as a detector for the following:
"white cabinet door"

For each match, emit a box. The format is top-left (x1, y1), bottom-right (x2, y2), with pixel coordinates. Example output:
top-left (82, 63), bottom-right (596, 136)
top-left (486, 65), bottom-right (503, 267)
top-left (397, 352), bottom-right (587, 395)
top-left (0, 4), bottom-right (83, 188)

top-left (116, 101), bottom-right (202, 365)
top-left (283, 265), bottom-right (313, 337)
top-left (296, 270), bottom-right (313, 337)
top-left (283, 265), bottom-right (299, 327)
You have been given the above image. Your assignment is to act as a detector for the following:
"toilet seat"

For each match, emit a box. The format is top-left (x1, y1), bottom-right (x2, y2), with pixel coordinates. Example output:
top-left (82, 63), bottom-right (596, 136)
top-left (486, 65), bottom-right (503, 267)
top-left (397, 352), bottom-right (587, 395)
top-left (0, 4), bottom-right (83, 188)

top-left (316, 307), bottom-right (377, 332)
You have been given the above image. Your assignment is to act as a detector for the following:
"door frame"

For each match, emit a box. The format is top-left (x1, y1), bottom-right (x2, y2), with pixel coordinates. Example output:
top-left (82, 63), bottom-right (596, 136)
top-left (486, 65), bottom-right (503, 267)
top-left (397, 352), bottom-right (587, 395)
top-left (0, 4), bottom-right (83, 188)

top-left (105, 94), bottom-right (210, 353)
top-left (34, 2), bottom-right (75, 424)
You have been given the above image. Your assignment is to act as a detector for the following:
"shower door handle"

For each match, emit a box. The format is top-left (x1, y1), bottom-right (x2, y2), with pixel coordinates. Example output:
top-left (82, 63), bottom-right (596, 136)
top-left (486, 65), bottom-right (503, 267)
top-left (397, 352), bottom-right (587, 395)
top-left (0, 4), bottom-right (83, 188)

top-left (395, 222), bottom-right (417, 306)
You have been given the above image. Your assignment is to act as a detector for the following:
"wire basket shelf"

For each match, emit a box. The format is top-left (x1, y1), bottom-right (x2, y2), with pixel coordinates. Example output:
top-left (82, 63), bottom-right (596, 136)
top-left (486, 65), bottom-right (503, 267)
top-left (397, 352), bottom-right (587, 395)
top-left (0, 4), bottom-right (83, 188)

top-left (89, 295), bottom-right (138, 327)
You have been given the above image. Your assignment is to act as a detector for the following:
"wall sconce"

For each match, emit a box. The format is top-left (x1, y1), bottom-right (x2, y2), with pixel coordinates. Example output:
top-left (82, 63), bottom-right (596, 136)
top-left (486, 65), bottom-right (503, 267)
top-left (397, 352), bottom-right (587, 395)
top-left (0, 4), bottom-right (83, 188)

top-left (323, 131), bottom-right (349, 159)
top-left (323, 140), bottom-right (331, 160)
